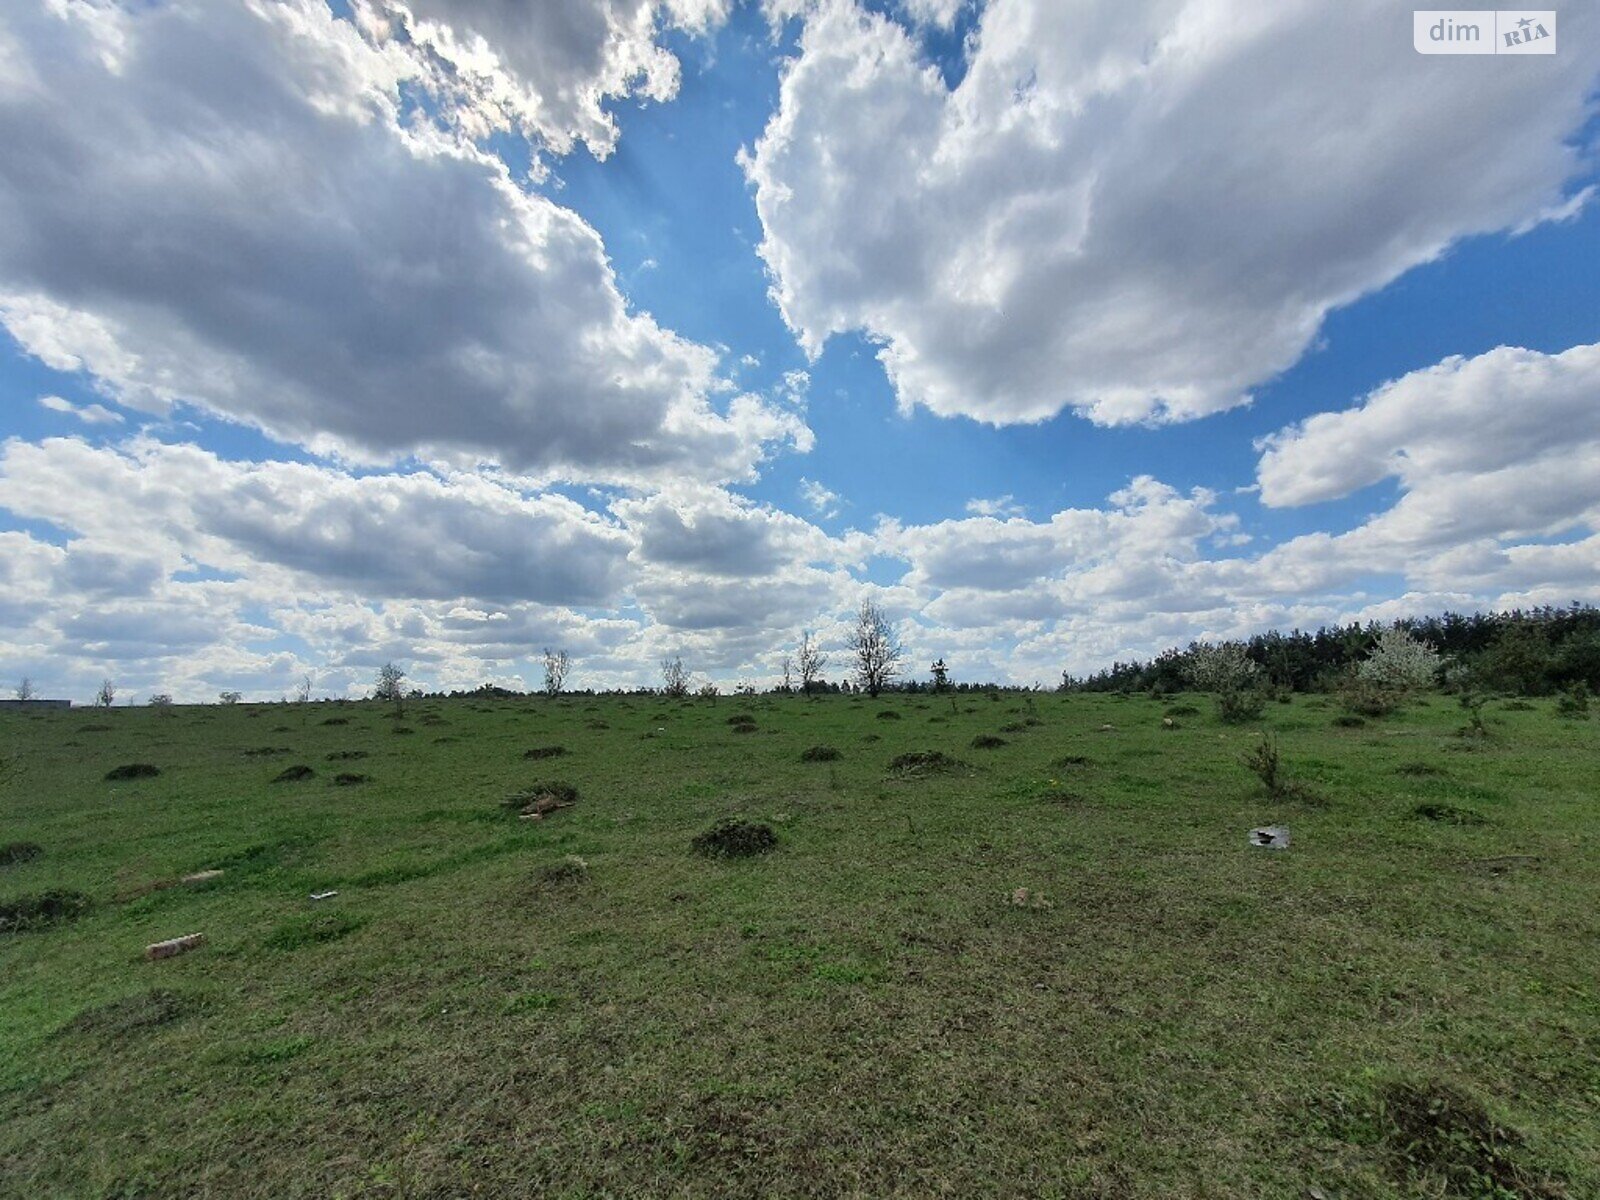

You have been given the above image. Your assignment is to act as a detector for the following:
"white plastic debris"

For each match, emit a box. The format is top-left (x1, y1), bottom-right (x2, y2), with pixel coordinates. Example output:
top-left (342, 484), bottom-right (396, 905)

top-left (309, 890), bottom-right (339, 901)
top-left (1249, 826), bottom-right (1290, 849)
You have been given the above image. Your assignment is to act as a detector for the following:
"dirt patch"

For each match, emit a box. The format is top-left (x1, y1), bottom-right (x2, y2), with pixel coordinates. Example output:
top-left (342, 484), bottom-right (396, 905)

top-left (800, 745), bottom-right (841, 762)
top-left (333, 773), bottom-right (370, 786)
top-left (1, 889), bottom-right (92, 934)
top-left (1377, 1081), bottom-right (1564, 1198)
top-left (1412, 803), bottom-right (1488, 827)
top-left (971, 734), bottom-right (1009, 750)
top-left (1041, 790), bottom-right (1086, 808)
top-left (502, 780), bottom-right (578, 818)
top-left (888, 750), bottom-right (963, 776)
top-left (1397, 761), bottom-right (1446, 777)
top-left (1462, 855), bottom-right (1540, 877)
top-left (692, 820), bottom-right (778, 858)
top-left (272, 765), bottom-right (315, 783)
top-left (105, 763), bottom-right (160, 781)
top-left (1, 841), bottom-right (43, 868)
top-left (523, 745), bottom-right (568, 760)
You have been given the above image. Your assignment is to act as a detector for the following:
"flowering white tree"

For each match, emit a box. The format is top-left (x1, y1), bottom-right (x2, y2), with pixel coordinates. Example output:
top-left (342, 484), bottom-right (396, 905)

top-left (541, 648), bottom-right (570, 697)
top-left (1356, 627), bottom-right (1441, 695)
top-left (1183, 641), bottom-right (1265, 722)
top-left (1183, 642), bottom-right (1261, 693)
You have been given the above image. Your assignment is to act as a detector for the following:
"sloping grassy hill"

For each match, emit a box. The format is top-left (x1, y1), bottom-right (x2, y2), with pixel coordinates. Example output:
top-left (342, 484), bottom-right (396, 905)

top-left (2, 692), bottom-right (1596, 1197)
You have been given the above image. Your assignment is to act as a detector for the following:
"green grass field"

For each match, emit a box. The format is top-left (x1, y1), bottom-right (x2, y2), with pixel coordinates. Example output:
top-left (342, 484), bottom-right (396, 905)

top-left (2, 692), bottom-right (1597, 1198)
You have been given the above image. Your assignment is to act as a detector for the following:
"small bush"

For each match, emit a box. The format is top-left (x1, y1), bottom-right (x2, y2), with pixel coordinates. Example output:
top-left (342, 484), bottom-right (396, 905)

top-left (971, 734), bottom-right (1008, 749)
top-left (105, 763), bottom-right (160, 781)
top-left (272, 765), bottom-right (315, 783)
top-left (1338, 673), bottom-right (1406, 718)
top-left (523, 746), bottom-right (568, 760)
top-left (692, 820), bottom-right (778, 858)
top-left (1216, 687), bottom-right (1267, 724)
top-left (1555, 682), bottom-right (1590, 719)
top-left (1, 842), bottom-right (43, 868)
top-left (800, 745), bottom-right (841, 762)
top-left (0, 889), bottom-right (92, 934)
top-left (1242, 733), bottom-right (1286, 798)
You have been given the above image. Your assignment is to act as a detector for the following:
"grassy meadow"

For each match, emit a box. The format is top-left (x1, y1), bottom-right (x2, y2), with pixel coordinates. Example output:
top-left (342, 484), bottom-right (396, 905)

top-left (1, 691), bottom-right (1597, 1198)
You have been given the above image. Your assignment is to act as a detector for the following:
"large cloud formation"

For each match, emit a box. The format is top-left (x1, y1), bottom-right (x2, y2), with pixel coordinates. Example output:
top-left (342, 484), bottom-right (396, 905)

top-left (0, 0), bottom-right (800, 484)
top-left (746, 0), bottom-right (1598, 425)
top-left (356, 0), bottom-right (730, 158)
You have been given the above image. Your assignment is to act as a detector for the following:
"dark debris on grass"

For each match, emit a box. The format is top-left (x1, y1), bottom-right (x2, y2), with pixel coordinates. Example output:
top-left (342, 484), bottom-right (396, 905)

top-left (105, 763), bottom-right (160, 781)
top-left (692, 820), bottom-right (778, 858)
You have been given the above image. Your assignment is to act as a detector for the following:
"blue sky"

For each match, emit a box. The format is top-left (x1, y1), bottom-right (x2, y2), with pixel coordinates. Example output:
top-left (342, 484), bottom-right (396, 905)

top-left (0, 1), bottom-right (1597, 701)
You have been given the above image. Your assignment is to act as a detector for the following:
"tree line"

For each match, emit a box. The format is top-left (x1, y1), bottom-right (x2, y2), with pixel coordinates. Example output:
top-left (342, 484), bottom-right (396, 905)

top-left (1060, 603), bottom-right (1600, 697)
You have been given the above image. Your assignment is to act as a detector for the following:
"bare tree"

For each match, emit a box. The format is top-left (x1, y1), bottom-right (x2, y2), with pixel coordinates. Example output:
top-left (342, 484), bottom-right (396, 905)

top-left (541, 648), bottom-right (570, 697)
top-left (295, 673), bottom-right (313, 704)
top-left (94, 679), bottom-right (116, 708)
top-left (661, 656), bottom-right (690, 699)
top-left (847, 600), bottom-right (903, 698)
top-left (778, 654), bottom-right (794, 695)
top-left (15, 677), bottom-right (36, 701)
top-left (797, 631), bottom-right (828, 698)
top-left (374, 662), bottom-right (407, 716)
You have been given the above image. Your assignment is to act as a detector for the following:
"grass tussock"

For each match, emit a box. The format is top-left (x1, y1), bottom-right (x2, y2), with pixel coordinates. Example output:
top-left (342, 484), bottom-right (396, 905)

top-left (1, 841), bottom-right (43, 868)
top-left (1, 889), bottom-right (92, 933)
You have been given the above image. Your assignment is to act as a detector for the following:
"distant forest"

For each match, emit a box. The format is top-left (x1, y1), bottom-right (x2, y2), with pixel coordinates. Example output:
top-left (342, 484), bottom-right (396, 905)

top-left (1061, 603), bottom-right (1600, 697)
